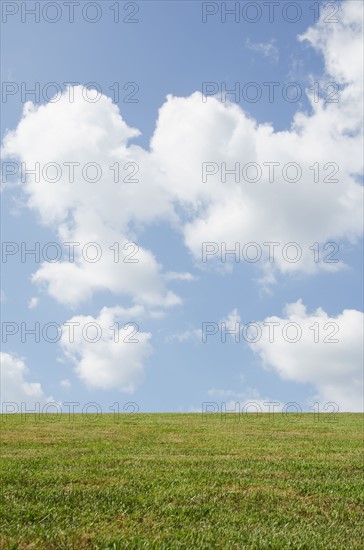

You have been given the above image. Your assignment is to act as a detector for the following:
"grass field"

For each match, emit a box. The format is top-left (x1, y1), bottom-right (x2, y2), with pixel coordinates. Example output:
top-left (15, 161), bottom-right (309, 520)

top-left (1, 413), bottom-right (363, 549)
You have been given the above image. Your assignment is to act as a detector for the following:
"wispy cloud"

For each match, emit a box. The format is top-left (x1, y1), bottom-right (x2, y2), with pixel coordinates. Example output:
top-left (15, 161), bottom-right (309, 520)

top-left (165, 329), bottom-right (202, 343)
top-left (28, 297), bottom-right (39, 309)
top-left (164, 271), bottom-right (196, 282)
top-left (245, 38), bottom-right (279, 61)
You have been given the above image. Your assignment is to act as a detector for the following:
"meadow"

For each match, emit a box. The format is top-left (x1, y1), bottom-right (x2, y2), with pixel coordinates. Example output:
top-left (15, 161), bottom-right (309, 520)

top-left (1, 413), bottom-right (363, 549)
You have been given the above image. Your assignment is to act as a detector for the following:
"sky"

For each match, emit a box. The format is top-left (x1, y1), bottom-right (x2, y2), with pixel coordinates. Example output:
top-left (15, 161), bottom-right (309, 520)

top-left (1, 0), bottom-right (363, 415)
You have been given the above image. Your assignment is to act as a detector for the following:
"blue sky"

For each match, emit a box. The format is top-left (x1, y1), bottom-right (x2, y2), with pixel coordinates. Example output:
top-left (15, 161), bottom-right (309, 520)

top-left (1, 0), bottom-right (363, 413)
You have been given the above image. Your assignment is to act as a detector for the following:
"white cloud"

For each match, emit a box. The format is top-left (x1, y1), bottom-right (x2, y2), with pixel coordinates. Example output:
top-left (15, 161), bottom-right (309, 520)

top-left (28, 297), bottom-right (39, 309)
top-left (167, 309), bottom-right (240, 344)
top-left (152, 82), bottom-right (362, 275)
top-left (166, 329), bottom-right (202, 343)
top-left (213, 295), bottom-right (363, 411)
top-left (60, 306), bottom-right (153, 392)
top-left (249, 300), bottom-right (364, 412)
top-left (299, 1), bottom-right (363, 86)
top-left (0, 352), bottom-right (51, 409)
top-left (164, 271), bottom-right (196, 281)
top-left (245, 38), bottom-right (279, 61)
top-left (150, 0), bottom-right (363, 279)
top-left (2, 87), bottom-right (180, 309)
top-left (221, 308), bottom-right (241, 333)
top-left (205, 387), bottom-right (284, 412)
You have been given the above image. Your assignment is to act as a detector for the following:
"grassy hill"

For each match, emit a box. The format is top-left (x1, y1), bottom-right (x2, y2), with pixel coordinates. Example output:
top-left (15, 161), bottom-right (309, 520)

top-left (1, 413), bottom-right (363, 548)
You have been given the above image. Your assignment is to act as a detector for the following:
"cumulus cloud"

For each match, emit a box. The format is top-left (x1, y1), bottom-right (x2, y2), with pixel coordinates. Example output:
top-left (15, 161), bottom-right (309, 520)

top-left (59, 305), bottom-right (153, 392)
top-left (249, 300), bottom-right (363, 412)
top-left (0, 352), bottom-right (51, 409)
top-left (151, 0), bottom-right (363, 278)
top-left (2, 87), bottom-right (180, 309)
top-left (212, 297), bottom-right (363, 411)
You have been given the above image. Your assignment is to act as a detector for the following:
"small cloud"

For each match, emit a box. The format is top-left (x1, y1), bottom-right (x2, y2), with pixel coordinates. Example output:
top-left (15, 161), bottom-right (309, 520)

top-left (245, 38), bottom-right (279, 62)
top-left (164, 271), bottom-right (196, 282)
top-left (60, 308), bottom-right (152, 392)
top-left (60, 379), bottom-right (71, 389)
top-left (206, 387), bottom-right (284, 412)
top-left (165, 329), bottom-right (202, 343)
top-left (1, 352), bottom-right (53, 408)
top-left (208, 388), bottom-right (243, 399)
top-left (167, 309), bottom-right (241, 344)
top-left (0, 290), bottom-right (6, 303)
top-left (220, 308), bottom-right (241, 333)
top-left (149, 310), bottom-right (166, 319)
top-left (28, 297), bottom-right (39, 309)
top-left (256, 268), bottom-right (277, 295)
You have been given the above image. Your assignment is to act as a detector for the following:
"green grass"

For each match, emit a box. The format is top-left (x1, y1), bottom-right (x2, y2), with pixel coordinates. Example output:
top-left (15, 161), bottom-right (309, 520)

top-left (1, 413), bottom-right (363, 549)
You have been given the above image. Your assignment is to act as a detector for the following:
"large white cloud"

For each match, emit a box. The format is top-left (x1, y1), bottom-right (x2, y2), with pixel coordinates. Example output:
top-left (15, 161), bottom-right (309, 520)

top-left (59, 305), bottom-right (153, 392)
top-left (2, 87), bottom-right (180, 308)
top-left (151, 0), bottom-right (363, 276)
top-left (249, 300), bottom-right (363, 411)
top-left (0, 352), bottom-right (51, 410)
